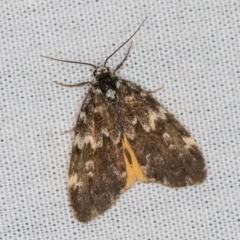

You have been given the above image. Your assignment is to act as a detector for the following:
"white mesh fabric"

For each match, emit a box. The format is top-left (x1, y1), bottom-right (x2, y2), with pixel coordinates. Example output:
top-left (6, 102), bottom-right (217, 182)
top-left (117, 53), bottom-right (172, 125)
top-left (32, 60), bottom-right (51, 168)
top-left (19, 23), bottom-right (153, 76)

top-left (1, 0), bottom-right (240, 239)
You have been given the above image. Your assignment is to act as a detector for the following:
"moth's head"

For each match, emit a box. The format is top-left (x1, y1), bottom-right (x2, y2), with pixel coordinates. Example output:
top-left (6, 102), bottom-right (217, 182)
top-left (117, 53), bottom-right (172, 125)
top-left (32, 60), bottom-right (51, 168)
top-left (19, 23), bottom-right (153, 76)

top-left (93, 66), bottom-right (111, 81)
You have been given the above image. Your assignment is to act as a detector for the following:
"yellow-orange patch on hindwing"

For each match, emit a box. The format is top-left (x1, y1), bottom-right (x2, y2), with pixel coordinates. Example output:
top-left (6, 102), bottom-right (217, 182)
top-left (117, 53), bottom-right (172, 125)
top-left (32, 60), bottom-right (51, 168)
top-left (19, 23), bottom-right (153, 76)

top-left (122, 134), bottom-right (149, 189)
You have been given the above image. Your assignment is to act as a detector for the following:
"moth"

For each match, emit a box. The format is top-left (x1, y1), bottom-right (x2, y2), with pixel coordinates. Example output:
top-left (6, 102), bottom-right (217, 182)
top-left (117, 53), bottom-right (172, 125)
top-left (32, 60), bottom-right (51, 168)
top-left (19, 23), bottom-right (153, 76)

top-left (43, 18), bottom-right (207, 223)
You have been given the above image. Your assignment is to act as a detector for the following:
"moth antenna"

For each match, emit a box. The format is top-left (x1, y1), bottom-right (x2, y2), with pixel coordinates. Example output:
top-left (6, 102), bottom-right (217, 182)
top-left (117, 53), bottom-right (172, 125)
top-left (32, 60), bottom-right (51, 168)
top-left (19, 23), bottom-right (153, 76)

top-left (104, 17), bottom-right (148, 67)
top-left (41, 55), bottom-right (97, 69)
top-left (113, 42), bottom-right (132, 75)
top-left (53, 81), bottom-right (93, 87)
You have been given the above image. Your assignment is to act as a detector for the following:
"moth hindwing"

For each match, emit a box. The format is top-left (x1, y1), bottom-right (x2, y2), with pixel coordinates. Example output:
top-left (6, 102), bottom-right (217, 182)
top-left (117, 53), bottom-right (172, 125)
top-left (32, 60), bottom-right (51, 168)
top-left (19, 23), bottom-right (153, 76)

top-left (45, 18), bottom-right (207, 223)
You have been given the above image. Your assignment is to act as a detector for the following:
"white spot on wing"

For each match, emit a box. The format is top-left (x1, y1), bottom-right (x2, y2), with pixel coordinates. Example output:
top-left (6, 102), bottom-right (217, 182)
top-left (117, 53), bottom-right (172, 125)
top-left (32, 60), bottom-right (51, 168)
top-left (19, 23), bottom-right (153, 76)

top-left (125, 95), bottom-right (134, 103)
top-left (157, 106), bottom-right (167, 119)
top-left (102, 128), bottom-right (109, 137)
top-left (115, 132), bottom-right (122, 144)
top-left (94, 105), bottom-right (103, 114)
top-left (186, 177), bottom-right (194, 185)
top-left (95, 89), bottom-right (102, 94)
top-left (132, 117), bottom-right (137, 125)
top-left (182, 136), bottom-right (197, 149)
top-left (116, 80), bottom-right (122, 89)
top-left (163, 132), bottom-right (171, 141)
top-left (140, 91), bottom-right (147, 97)
top-left (121, 172), bottom-right (127, 179)
top-left (125, 131), bottom-right (135, 140)
top-left (146, 154), bottom-right (151, 161)
top-left (169, 144), bottom-right (176, 150)
top-left (140, 121), bottom-right (151, 132)
top-left (75, 134), bottom-right (102, 150)
top-left (79, 112), bottom-right (87, 123)
top-left (106, 89), bottom-right (116, 99)
top-left (148, 107), bottom-right (167, 130)
top-left (68, 173), bottom-right (84, 189)
top-left (163, 132), bottom-right (175, 148)
top-left (149, 111), bottom-right (160, 130)
top-left (87, 172), bottom-right (94, 178)
top-left (163, 177), bottom-right (171, 186)
top-left (85, 160), bottom-right (94, 171)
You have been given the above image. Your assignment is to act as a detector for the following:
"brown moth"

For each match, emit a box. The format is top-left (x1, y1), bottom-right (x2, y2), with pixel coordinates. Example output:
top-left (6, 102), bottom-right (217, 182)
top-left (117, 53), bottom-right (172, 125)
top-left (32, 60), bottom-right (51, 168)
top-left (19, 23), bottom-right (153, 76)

top-left (43, 18), bottom-right (207, 223)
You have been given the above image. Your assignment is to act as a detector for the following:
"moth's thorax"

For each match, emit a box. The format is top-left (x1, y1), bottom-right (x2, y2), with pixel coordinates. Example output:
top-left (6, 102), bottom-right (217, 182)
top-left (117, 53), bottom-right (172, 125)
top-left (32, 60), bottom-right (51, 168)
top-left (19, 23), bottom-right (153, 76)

top-left (94, 66), bottom-right (117, 96)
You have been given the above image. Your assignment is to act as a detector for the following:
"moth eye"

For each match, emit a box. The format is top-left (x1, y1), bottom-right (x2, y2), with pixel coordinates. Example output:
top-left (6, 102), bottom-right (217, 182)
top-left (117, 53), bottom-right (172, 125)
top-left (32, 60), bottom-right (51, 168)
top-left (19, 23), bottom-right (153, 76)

top-left (93, 70), bottom-right (96, 76)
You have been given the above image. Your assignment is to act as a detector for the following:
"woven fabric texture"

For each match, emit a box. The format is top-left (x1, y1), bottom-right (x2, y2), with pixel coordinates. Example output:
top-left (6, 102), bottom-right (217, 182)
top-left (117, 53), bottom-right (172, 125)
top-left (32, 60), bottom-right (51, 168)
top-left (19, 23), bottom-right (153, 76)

top-left (1, 0), bottom-right (240, 239)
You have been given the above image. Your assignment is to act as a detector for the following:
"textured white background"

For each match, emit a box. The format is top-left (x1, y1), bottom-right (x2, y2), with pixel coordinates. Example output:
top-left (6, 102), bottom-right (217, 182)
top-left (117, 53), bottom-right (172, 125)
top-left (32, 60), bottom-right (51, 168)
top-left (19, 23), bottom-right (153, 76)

top-left (1, 0), bottom-right (240, 239)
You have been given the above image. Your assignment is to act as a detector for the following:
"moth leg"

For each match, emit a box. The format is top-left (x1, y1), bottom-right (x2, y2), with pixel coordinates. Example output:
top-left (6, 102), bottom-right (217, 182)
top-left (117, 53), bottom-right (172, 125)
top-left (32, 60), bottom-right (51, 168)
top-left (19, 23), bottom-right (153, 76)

top-left (61, 127), bottom-right (76, 135)
top-left (146, 85), bottom-right (164, 94)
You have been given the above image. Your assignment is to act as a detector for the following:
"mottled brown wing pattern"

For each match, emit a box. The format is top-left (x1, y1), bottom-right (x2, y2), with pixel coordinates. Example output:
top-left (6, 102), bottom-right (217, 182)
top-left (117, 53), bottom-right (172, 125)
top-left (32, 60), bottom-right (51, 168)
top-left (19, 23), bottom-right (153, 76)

top-left (118, 79), bottom-right (207, 187)
top-left (67, 77), bottom-right (207, 223)
top-left (48, 18), bottom-right (207, 223)
top-left (68, 87), bottom-right (127, 223)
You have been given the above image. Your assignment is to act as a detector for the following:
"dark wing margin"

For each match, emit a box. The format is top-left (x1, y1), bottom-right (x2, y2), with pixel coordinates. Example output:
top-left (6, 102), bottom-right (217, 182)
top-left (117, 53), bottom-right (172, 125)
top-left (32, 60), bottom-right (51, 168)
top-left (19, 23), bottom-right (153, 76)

top-left (119, 80), bottom-right (207, 188)
top-left (68, 87), bottom-right (127, 223)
